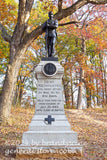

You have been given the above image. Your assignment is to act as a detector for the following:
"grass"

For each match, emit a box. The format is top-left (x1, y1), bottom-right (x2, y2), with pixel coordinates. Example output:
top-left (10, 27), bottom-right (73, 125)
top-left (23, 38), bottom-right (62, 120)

top-left (0, 107), bottom-right (107, 159)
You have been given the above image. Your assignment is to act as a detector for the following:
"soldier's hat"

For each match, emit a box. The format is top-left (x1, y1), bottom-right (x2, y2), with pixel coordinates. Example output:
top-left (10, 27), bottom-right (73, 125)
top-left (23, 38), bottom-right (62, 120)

top-left (48, 11), bottom-right (53, 16)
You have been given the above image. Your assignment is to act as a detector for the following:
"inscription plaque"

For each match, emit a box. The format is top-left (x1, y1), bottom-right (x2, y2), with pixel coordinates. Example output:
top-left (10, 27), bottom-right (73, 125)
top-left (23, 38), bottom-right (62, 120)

top-left (35, 80), bottom-right (64, 115)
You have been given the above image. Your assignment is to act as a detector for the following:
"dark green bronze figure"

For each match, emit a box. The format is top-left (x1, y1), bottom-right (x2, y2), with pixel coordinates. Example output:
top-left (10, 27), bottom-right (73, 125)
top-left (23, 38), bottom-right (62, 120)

top-left (42, 11), bottom-right (58, 57)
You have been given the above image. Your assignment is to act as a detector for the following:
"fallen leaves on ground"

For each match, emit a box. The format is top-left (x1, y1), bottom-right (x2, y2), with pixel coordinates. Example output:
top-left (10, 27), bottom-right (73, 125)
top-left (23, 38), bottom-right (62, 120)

top-left (65, 108), bottom-right (107, 160)
top-left (0, 107), bottom-right (107, 160)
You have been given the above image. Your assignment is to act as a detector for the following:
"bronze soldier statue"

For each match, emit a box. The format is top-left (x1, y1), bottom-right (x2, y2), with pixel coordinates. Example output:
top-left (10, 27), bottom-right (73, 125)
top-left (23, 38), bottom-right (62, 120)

top-left (42, 11), bottom-right (58, 57)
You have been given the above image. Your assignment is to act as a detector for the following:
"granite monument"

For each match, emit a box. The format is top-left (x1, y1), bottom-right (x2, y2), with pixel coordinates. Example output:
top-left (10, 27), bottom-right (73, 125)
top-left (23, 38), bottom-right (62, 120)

top-left (17, 12), bottom-right (82, 158)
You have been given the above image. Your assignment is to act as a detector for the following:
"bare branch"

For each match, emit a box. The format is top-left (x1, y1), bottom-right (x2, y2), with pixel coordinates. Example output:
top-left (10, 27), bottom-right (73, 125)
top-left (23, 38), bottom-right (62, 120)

top-left (58, 0), bottom-right (63, 12)
top-left (87, 0), bottom-right (107, 4)
top-left (55, 0), bottom-right (88, 20)
top-left (59, 21), bottom-right (79, 26)
top-left (0, 23), bottom-right (11, 43)
top-left (55, 0), bottom-right (107, 20)
top-left (82, 5), bottom-right (95, 28)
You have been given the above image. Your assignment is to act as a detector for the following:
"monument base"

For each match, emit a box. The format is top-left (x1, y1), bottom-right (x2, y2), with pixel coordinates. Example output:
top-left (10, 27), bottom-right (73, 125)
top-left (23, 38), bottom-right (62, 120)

top-left (17, 60), bottom-right (82, 157)
top-left (16, 145), bottom-right (82, 159)
top-left (17, 114), bottom-right (82, 157)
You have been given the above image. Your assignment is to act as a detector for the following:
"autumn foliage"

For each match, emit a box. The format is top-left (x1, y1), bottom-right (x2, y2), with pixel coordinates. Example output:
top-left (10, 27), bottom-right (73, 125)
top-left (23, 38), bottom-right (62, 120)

top-left (0, 0), bottom-right (107, 124)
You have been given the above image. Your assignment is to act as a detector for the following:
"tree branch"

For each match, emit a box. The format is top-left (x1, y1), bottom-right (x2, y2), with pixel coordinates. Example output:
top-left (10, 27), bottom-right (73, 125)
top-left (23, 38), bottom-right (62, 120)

top-left (12, 0), bottom-right (34, 44)
top-left (81, 5), bottom-right (95, 28)
top-left (58, 0), bottom-right (63, 12)
top-left (18, 0), bottom-right (26, 24)
top-left (25, 0), bottom-right (34, 23)
top-left (55, 0), bottom-right (107, 20)
top-left (17, 0), bottom-right (34, 25)
top-left (0, 23), bottom-right (11, 43)
top-left (87, 0), bottom-right (107, 4)
top-left (54, 0), bottom-right (87, 20)
top-left (16, 25), bottom-right (43, 57)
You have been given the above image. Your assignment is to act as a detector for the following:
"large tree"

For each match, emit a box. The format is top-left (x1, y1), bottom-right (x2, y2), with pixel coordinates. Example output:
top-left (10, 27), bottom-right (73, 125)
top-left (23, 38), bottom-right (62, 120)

top-left (0, 0), bottom-right (107, 124)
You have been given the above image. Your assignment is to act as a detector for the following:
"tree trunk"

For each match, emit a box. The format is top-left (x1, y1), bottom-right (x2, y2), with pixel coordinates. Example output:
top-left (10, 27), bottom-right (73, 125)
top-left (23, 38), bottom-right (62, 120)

top-left (77, 38), bottom-right (86, 109)
top-left (0, 0), bottom-right (34, 124)
top-left (87, 88), bottom-right (91, 108)
top-left (62, 77), bottom-right (71, 108)
top-left (77, 67), bottom-right (83, 109)
top-left (71, 73), bottom-right (74, 108)
top-left (0, 42), bottom-right (28, 123)
top-left (104, 69), bottom-right (107, 105)
top-left (15, 76), bottom-right (25, 105)
top-left (15, 86), bottom-right (24, 105)
top-left (96, 79), bottom-right (99, 105)
top-left (0, 59), bottom-right (21, 123)
top-left (19, 87), bottom-right (23, 104)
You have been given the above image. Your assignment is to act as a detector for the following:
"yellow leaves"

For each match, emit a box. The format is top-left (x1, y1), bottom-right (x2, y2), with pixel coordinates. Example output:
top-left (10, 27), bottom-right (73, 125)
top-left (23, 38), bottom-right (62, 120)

top-left (87, 39), bottom-right (95, 47)
top-left (92, 25), bottom-right (101, 35)
top-left (1, 128), bottom-right (9, 134)
top-left (17, 50), bottom-right (37, 82)
top-left (29, 0), bottom-right (57, 28)
top-left (5, 0), bottom-right (17, 6)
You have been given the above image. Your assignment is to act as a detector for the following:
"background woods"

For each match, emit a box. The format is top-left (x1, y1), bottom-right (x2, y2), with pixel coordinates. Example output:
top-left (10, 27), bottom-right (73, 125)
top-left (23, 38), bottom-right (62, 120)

top-left (0, 0), bottom-right (107, 124)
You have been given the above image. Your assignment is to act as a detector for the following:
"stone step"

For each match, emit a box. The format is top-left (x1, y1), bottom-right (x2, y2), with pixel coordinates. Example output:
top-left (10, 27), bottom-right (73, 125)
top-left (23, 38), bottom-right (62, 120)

top-left (22, 130), bottom-right (78, 146)
top-left (29, 125), bottom-right (71, 131)
top-left (29, 114), bottom-right (72, 131)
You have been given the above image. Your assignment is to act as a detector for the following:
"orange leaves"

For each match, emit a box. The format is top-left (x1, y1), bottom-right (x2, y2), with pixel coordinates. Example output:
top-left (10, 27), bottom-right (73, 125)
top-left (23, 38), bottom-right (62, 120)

top-left (39, 0), bottom-right (57, 12)
top-left (87, 82), bottom-right (95, 91)
top-left (58, 12), bottom-right (106, 107)
top-left (0, 0), bottom-right (17, 26)
top-left (87, 18), bottom-right (107, 51)
top-left (31, 41), bottom-right (41, 52)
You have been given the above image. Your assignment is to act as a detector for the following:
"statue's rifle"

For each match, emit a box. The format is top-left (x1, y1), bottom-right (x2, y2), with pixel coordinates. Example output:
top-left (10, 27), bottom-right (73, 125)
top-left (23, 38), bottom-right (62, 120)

top-left (46, 20), bottom-right (49, 55)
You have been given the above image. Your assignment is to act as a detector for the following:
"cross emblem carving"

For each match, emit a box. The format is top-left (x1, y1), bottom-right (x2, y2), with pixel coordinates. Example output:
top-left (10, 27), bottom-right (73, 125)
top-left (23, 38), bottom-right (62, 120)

top-left (44, 115), bottom-right (55, 124)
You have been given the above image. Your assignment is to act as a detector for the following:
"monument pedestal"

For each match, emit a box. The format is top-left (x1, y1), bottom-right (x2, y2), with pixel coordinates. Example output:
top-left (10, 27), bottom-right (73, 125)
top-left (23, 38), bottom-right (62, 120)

top-left (17, 60), bottom-right (82, 157)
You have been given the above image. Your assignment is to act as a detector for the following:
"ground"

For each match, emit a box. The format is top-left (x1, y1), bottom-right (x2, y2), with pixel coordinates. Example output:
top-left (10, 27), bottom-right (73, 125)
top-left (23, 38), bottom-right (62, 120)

top-left (0, 107), bottom-right (107, 160)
